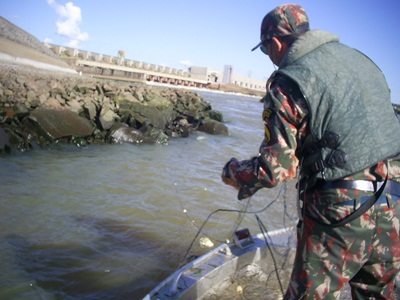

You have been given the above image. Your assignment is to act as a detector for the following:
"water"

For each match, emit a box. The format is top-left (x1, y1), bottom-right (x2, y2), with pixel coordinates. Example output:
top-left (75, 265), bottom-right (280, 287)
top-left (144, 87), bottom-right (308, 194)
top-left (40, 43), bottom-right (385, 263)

top-left (0, 91), bottom-right (298, 300)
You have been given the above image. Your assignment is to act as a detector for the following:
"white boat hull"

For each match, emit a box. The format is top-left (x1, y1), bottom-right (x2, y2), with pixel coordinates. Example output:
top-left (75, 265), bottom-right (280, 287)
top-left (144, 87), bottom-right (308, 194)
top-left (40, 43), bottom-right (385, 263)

top-left (142, 227), bottom-right (296, 300)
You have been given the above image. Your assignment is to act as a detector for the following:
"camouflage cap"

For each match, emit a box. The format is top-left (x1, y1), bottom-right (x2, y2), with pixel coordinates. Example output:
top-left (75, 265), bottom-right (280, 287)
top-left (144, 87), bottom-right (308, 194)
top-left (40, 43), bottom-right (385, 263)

top-left (252, 4), bottom-right (309, 51)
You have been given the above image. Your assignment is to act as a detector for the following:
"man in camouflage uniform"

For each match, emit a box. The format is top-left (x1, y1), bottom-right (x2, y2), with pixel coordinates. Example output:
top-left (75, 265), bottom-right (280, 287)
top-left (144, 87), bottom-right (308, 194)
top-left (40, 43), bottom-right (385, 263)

top-left (221, 4), bottom-right (400, 299)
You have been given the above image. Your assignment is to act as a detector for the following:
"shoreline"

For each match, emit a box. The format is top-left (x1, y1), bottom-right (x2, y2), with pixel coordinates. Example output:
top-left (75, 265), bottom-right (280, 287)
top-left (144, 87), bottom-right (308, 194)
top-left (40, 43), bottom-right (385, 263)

top-left (0, 55), bottom-right (265, 100)
top-left (0, 58), bottom-right (230, 154)
top-left (146, 81), bottom-right (264, 99)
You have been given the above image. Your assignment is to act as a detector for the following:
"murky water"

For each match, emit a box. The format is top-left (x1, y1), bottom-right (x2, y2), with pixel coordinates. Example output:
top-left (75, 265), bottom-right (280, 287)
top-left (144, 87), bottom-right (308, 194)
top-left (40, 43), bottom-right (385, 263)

top-left (0, 91), bottom-right (299, 300)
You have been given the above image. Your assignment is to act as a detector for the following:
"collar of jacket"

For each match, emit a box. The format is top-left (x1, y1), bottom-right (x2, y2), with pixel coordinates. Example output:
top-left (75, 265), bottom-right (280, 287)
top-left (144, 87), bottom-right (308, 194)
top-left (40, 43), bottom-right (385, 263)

top-left (279, 30), bottom-right (340, 69)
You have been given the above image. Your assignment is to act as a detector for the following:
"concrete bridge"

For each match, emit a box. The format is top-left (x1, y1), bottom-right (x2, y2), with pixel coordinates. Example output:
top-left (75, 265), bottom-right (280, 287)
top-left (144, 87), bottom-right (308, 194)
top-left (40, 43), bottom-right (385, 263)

top-left (49, 45), bottom-right (209, 88)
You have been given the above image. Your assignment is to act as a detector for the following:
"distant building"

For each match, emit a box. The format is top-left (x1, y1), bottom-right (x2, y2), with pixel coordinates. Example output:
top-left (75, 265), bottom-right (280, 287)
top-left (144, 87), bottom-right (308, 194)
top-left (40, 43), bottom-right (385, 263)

top-left (47, 44), bottom-right (265, 91)
top-left (231, 73), bottom-right (265, 91)
top-left (188, 66), bottom-right (223, 84)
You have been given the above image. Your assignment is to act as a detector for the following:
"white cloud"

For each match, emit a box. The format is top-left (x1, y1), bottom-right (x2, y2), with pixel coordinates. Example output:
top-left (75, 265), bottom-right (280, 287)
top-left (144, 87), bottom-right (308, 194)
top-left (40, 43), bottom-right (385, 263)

top-left (47, 0), bottom-right (89, 47)
top-left (180, 60), bottom-right (192, 67)
top-left (67, 39), bottom-right (79, 48)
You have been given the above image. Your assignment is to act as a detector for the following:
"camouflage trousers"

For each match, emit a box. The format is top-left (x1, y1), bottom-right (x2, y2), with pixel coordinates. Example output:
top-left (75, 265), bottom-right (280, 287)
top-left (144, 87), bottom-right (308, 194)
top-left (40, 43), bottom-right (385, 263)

top-left (284, 194), bottom-right (400, 299)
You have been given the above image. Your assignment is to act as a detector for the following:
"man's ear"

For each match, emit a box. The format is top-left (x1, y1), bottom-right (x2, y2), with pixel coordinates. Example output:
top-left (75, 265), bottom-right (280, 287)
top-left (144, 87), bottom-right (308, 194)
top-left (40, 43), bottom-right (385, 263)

top-left (271, 36), bottom-right (288, 65)
top-left (271, 36), bottom-right (284, 53)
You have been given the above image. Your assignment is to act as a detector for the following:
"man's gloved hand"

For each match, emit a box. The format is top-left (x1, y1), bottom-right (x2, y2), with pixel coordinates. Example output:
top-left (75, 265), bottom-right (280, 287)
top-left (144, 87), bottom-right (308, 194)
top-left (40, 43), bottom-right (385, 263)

top-left (221, 158), bottom-right (240, 190)
top-left (222, 157), bottom-right (258, 200)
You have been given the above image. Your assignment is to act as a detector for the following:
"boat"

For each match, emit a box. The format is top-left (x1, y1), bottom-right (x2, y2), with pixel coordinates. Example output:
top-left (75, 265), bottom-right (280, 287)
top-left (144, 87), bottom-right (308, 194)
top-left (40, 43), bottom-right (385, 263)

top-left (142, 227), bottom-right (296, 300)
top-left (142, 226), bottom-right (400, 300)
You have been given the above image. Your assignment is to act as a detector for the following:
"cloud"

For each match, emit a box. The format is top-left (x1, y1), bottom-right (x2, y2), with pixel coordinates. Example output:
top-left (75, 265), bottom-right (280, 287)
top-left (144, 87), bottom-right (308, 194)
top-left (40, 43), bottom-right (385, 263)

top-left (47, 0), bottom-right (89, 47)
top-left (44, 37), bottom-right (52, 44)
top-left (179, 60), bottom-right (192, 67)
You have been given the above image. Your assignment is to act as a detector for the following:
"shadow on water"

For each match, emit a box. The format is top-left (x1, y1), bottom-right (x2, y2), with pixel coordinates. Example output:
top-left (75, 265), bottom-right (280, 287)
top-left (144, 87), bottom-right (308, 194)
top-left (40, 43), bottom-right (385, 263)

top-left (4, 215), bottom-right (191, 300)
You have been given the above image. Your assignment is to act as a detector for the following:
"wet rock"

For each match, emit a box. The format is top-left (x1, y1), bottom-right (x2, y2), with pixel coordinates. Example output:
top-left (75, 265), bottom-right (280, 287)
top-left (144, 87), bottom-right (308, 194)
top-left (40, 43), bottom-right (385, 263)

top-left (140, 123), bottom-right (169, 145)
top-left (208, 110), bottom-right (224, 122)
top-left (29, 107), bottom-right (95, 141)
top-left (107, 123), bottom-right (155, 144)
top-left (198, 118), bottom-right (229, 136)
top-left (166, 117), bottom-right (191, 138)
top-left (0, 127), bottom-right (10, 153)
top-left (129, 102), bottom-right (176, 130)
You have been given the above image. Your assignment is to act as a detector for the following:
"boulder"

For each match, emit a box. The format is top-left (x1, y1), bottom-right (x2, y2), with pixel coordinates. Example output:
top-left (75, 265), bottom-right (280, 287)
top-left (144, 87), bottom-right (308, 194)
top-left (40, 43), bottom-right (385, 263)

top-left (98, 107), bottom-right (119, 131)
top-left (198, 118), bottom-right (229, 136)
top-left (28, 107), bottom-right (95, 141)
top-left (107, 123), bottom-right (155, 144)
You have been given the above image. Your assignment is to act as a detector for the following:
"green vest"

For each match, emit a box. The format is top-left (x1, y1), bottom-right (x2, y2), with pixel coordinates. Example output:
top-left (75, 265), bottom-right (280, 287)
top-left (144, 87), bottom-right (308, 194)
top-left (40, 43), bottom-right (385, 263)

top-left (276, 30), bottom-right (400, 181)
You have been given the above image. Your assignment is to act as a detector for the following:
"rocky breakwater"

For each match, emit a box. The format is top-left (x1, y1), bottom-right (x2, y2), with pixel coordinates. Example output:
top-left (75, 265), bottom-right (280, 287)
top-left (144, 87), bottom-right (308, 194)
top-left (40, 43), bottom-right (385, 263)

top-left (0, 65), bottom-right (228, 154)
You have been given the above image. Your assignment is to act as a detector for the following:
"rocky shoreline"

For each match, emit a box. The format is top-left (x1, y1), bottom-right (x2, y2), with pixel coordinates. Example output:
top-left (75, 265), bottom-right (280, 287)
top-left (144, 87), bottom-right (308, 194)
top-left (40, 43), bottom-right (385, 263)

top-left (0, 62), bottom-right (228, 154)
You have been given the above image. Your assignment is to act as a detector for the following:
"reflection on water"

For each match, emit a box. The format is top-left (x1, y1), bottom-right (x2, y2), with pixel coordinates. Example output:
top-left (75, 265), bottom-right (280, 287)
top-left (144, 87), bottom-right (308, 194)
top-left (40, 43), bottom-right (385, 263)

top-left (0, 92), bottom-right (298, 299)
top-left (4, 215), bottom-right (186, 299)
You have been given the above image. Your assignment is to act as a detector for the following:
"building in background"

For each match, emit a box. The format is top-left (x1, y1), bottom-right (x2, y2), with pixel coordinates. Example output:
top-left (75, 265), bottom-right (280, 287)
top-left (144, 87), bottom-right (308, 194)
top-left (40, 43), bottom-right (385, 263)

top-left (49, 44), bottom-right (265, 91)
top-left (188, 64), bottom-right (264, 90)
top-left (188, 66), bottom-right (223, 84)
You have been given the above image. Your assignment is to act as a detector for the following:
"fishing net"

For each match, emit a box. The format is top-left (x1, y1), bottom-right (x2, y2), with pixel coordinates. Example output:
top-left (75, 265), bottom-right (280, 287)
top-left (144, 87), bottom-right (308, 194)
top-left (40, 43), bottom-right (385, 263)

top-left (199, 245), bottom-right (296, 300)
top-left (177, 179), bottom-right (400, 300)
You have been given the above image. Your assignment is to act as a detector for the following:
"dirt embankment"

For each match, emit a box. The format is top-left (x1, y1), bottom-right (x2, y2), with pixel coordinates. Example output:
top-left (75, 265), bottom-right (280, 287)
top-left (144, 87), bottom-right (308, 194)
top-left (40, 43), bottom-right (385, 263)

top-left (0, 17), bottom-right (75, 72)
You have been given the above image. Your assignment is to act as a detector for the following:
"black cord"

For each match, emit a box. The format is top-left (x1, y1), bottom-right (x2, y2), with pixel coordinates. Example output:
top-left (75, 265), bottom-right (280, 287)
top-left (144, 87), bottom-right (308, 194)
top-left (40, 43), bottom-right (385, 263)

top-left (179, 207), bottom-right (241, 267)
top-left (255, 214), bottom-right (285, 297)
top-left (179, 186), bottom-right (284, 267)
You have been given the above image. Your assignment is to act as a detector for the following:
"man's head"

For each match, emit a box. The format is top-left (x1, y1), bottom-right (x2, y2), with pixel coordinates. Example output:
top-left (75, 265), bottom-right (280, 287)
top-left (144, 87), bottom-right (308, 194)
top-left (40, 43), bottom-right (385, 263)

top-left (252, 4), bottom-right (310, 65)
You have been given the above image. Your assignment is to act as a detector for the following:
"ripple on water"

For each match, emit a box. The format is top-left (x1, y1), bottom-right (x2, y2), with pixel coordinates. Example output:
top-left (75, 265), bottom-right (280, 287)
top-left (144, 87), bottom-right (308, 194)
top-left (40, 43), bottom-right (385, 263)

top-left (0, 94), bottom-right (300, 299)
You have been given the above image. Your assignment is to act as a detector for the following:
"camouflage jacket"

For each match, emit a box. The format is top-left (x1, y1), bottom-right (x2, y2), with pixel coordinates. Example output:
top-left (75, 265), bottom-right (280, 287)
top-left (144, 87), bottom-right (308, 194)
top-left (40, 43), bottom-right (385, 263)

top-left (225, 74), bottom-right (400, 201)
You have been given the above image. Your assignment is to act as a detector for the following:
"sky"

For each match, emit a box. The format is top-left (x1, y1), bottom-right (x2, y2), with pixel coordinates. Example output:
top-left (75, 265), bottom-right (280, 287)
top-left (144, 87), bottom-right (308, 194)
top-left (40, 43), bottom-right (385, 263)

top-left (1, 0), bottom-right (400, 103)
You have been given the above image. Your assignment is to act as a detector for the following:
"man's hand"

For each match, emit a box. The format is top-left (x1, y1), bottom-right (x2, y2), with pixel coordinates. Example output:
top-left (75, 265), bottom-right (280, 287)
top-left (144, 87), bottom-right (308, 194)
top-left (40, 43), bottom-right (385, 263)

top-left (221, 158), bottom-right (240, 190)
top-left (221, 175), bottom-right (240, 189)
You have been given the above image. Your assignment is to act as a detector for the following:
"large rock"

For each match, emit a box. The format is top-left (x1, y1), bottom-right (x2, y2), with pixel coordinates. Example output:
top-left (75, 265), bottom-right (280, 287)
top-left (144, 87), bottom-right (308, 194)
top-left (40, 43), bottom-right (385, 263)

top-left (98, 107), bottom-right (119, 130)
top-left (107, 123), bottom-right (155, 144)
top-left (198, 119), bottom-right (229, 136)
top-left (28, 107), bottom-right (95, 140)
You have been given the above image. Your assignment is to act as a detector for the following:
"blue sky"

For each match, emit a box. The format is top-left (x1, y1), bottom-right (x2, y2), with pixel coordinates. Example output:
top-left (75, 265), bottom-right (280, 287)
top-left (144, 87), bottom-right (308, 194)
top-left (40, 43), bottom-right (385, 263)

top-left (1, 0), bottom-right (400, 103)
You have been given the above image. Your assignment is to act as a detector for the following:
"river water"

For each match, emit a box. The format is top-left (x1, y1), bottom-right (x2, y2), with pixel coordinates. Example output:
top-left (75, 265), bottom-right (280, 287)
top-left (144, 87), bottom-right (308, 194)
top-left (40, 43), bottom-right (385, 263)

top-left (0, 90), bottom-right (298, 300)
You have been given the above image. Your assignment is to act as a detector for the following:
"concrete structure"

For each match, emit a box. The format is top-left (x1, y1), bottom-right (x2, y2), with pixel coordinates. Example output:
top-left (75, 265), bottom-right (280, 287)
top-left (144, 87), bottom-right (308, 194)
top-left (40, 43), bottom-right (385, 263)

top-left (188, 66), bottom-right (223, 84)
top-left (47, 44), bottom-right (265, 91)
top-left (222, 65), bottom-right (233, 84)
top-left (231, 74), bottom-right (265, 90)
